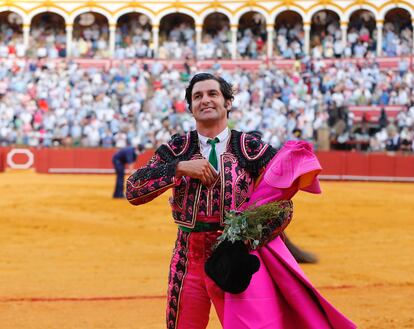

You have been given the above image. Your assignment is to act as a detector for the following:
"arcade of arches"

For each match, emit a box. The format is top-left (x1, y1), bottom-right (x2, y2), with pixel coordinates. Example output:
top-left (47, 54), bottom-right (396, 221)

top-left (0, 2), bottom-right (413, 59)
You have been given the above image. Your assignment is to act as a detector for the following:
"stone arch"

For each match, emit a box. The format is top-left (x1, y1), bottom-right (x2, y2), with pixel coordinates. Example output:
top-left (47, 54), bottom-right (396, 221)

top-left (0, 9), bottom-right (24, 55)
top-left (115, 11), bottom-right (153, 58)
top-left (273, 10), bottom-right (304, 58)
top-left (155, 6), bottom-right (198, 26)
top-left (237, 10), bottom-right (268, 59)
top-left (344, 3), bottom-right (379, 22)
top-left (232, 6), bottom-right (270, 26)
top-left (28, 6), bottom-right (69, 23)
top-left (69, 6), bottom-right (111, 25)
top-left (72, 11), bottom-right (110, 58)
top-left (158, 12), bottom-right (196, 59)
top-left (347, 9), bottom-right (377, 57)
top-left (274, 10), bottom-right (304, 28)
top-left (309, 9), bottom-right (341, 57)
top-left (381, 6), bottom-right (413, 56)
top-left (28, 11), bottom-right (67, 58)
top-left (113, 7), bottom-right (154, 25)
top-left (199, 7), bottom-right (232, 24)
top-left (200, 11), bottom-right (232, 59)
top-left (271, 6), bottom-right (306, 23)
top-left (305, 4), bottom-right (344, 23)
top-left (0, 6), bottom-right (26, 24)
top-left (379, 2), bottom-right (414, 21)
top-left (348, 9), bottom-right (376, 28)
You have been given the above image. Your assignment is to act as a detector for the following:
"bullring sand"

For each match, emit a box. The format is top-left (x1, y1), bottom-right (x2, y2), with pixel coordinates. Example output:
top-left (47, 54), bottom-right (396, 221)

top-left (0, 171), bottom-right (413, 328)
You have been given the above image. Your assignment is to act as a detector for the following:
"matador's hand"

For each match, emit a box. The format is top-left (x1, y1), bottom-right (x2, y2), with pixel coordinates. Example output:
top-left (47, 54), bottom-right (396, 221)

top-left (176, 159), bottom-right (218, 187)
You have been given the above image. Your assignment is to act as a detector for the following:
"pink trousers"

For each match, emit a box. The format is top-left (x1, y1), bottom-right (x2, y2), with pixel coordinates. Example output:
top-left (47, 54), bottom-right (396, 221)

top-left (166, 230), bottom-right (224, 329)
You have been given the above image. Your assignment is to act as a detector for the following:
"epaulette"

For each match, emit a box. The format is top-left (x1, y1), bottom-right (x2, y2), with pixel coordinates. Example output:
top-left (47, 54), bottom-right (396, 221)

top-left (156, 130), bottom-right (199, 162)
top-left (230, 130), bottom-right (276, 177)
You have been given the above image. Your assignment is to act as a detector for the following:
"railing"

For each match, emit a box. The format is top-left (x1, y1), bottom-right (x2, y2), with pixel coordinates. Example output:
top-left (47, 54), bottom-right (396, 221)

top-left (349, 105), bottom-right (406, 124)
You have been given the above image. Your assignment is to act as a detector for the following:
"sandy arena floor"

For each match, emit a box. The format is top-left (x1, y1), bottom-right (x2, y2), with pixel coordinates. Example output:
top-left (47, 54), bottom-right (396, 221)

top-left (0, 170), bottom-right (413, 329)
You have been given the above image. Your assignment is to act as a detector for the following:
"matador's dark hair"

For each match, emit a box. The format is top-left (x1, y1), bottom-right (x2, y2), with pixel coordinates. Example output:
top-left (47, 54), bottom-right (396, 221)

top-left (185, 73), bottom-right (234, 112)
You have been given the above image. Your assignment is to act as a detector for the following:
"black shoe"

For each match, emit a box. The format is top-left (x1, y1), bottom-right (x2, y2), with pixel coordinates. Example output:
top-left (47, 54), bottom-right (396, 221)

top-left (113, 195), bottom-right (125, 199)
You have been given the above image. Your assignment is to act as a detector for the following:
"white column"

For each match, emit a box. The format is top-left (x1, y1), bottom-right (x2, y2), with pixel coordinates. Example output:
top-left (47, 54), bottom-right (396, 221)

top-left (152, 25), bottom-right (159, 58)
top-left (266, 25), bottom-right (273, 59)
top-left (304, 22), bottom-right (311, 55)
top-left (109, 24), bottom-right (116, 57)
top-left (231, 25), bottom-right (237, 59)
top-left (341, 22), bottom-right (348, 51)
top-left (412, 20), bottom-right (414, 55)
top-left (66, 24), bottom-right (73, 57)
top-left (23, 24), bottom-right (30, 52)
top-left (196, 25), bottom-right (202, 58)
top-left (376, 21), bottom-right (383, 56)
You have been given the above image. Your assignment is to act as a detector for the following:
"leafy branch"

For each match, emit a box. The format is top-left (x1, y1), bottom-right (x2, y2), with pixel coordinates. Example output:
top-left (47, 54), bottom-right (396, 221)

top-left (217, 200), bottom-right (293, 250)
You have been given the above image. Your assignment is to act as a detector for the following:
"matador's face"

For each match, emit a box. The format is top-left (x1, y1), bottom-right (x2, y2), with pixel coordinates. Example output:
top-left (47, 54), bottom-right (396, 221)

top-left (190, 79), bottom-right (230, 126)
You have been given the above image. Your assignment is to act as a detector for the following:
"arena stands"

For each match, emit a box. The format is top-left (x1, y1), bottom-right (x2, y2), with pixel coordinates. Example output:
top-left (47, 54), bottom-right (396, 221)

top-left (0, 2), bottom-right (413, 153)
top-left (0, 57), bottom-right (413, 152)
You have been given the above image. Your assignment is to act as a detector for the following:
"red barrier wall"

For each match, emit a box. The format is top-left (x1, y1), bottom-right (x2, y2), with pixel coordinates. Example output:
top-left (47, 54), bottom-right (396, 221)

top-left (35, 148), bottom-right (153, 173)
top-left (0, 148), bottom-right (5, 172)
top-left (0, 148), bottom-right (153, 174)
top-left (316, 151), bottom-right (414, 181)
top-left (1, 147), bottom-right (413, 182)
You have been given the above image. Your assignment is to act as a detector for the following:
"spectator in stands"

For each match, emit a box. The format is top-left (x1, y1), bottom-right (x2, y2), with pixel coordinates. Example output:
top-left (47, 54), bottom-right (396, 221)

top-left (399, 126), bottom-right (414, 151)
top-left (379, 108), bottom-right (388, 129)
top-left (385, 124), bottom-right (401, 151)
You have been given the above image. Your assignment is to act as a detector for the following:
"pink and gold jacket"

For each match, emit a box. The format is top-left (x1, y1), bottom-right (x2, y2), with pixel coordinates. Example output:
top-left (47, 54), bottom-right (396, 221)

top-left (126, 130), bottom-right (277, 228)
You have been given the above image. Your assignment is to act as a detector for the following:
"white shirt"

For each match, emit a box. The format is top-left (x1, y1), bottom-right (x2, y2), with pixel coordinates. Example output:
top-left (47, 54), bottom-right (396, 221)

top-left (198, 127), bottom-right (230, 173)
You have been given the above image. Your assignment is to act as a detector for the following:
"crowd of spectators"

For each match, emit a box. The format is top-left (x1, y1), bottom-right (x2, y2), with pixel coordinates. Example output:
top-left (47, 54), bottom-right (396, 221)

top-left (1, 57), bottom-right (414, 152)
top-left (115, 15), bottom-right (153, 59)
top-left (28, 26), bottom-right (67, 58)
top-left (198, 26), bottom-right (232, 59)
top-left (71, 24), bottom-right (109, 58)
top-left (237, 14), bottom-right (268, 59)
top-left (237, 28), bottom-right (267, 59)
top-left (158, 23), bottom-right (196, 59)
top-left (309, 13), bottom-right (376, 59)
top-left (275, 23), bottom-right (304, 59)
top-left (0, 24), bottom-right (24, 57)
top-left (382, 22), bottom-right (413, 57)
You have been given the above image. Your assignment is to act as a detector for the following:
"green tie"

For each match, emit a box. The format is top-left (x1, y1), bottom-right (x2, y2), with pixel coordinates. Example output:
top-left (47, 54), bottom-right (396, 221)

top-left (207, 137), bottom-right (220, 170)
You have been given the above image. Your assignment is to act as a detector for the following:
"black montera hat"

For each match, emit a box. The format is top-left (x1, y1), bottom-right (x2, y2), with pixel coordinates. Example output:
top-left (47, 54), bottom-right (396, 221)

top-left (204, 240), bottom-right (260, 294)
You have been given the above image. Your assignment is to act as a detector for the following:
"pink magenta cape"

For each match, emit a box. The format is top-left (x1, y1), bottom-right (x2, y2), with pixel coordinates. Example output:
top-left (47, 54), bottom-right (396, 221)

top-left (223, 140), bottom-right (356, 329)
